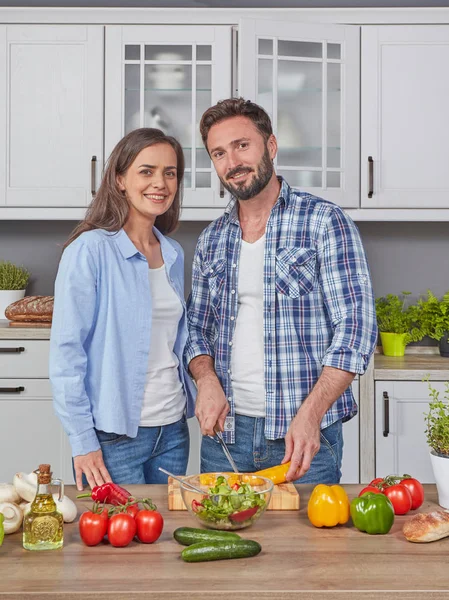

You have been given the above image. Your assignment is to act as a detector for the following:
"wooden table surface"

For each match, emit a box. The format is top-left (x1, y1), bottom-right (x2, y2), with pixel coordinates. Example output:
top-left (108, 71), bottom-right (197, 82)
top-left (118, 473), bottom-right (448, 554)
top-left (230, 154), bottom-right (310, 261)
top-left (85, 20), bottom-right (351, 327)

top-left (1, 484), bottom-right (448, 600)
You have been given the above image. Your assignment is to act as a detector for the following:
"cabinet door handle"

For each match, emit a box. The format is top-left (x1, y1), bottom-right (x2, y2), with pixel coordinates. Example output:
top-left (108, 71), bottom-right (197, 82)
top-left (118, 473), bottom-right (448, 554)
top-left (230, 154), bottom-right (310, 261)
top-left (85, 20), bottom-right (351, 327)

top-left (368, 156), bottom-right (374, 198)
top-left (219, 181), bottom-right (224, 199)
top-left (0, 386), bottom-right (25, 393)
top-left (91, 156), bottom-right (97, 198)
top-left (0, 347), bottom-right (25, 353)
top-left (383, 391), bottom-right (390, 437)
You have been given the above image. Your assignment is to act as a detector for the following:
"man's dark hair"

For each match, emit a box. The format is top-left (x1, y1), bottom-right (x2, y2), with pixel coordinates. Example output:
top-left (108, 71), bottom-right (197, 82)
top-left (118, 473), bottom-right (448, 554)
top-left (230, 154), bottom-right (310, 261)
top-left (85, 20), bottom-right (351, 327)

top-left (200, 97), bottom-right (273, 150)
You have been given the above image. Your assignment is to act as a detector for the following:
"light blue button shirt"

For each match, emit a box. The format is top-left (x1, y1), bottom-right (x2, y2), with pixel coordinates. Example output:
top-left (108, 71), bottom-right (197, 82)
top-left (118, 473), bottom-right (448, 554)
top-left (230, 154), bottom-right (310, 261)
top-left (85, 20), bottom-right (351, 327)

top-left (49, 228), bottom-right (196, 457)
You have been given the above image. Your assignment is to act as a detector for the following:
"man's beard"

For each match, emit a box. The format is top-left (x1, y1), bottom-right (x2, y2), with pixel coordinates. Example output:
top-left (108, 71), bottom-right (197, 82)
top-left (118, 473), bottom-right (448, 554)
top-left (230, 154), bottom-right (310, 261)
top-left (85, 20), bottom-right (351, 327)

top-left (220, 145), bottom-right (274, 201)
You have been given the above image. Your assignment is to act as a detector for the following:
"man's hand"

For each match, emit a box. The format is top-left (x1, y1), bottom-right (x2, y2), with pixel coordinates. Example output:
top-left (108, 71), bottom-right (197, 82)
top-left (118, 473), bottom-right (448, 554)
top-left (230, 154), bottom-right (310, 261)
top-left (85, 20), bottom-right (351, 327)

top-left (282, 408), bottom-right (321, 482)
top-left (73, 449), bottom-right (112, 492)
top-left (195, 375), bottom-right (230, 436)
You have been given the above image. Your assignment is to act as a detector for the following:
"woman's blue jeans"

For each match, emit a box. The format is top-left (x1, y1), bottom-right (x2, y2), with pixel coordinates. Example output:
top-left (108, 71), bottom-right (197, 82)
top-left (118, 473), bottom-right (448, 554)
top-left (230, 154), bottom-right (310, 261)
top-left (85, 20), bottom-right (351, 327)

top-left (201, 415), bottom-right (343, 484)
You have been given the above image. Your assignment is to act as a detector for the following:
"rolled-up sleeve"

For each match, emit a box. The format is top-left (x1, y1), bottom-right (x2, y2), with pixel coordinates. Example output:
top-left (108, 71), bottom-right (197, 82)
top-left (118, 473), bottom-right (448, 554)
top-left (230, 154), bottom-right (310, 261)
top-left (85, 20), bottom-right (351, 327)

top-left (49, 239), bottom-right (100, 456)
top-left (184, 235), bottom-right (217, 370)
top-left (318, 208), bottom-right (378, 375)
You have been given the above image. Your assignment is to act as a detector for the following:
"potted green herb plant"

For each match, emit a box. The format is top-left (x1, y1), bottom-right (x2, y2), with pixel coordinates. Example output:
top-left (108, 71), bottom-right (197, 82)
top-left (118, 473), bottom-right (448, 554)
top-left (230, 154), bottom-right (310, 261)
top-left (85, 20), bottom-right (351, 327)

top-left (416, 290), bottom-right (449, 358)
top-left (0, 261), bottom-right (30, 320)
top-left (425, 380), bottom-right (449, 509)
top-left (375, 291), bottom-right (424, 357)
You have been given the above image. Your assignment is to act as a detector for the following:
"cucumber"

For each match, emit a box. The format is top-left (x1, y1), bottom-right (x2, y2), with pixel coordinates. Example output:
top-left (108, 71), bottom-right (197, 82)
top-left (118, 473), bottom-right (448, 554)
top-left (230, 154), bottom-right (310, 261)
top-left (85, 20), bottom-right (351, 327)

top-left (181, 539), bottom-right (262, 562)
top-left (173, 526), bottom-right (241, 546)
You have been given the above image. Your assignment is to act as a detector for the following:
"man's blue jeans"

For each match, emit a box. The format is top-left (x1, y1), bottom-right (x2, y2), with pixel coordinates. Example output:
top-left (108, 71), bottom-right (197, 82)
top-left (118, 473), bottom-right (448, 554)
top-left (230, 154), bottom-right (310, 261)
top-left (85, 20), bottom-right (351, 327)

top-left (78, 416), bottom-right (190, 485)
top-left (201, 415), bottom-right (343, 484)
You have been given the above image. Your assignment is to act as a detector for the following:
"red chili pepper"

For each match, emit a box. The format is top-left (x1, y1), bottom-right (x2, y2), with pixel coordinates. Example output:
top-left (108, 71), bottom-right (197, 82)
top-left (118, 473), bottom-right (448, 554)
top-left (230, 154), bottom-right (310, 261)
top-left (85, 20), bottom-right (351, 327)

top-left (78, 482), bottom-right (132, 506)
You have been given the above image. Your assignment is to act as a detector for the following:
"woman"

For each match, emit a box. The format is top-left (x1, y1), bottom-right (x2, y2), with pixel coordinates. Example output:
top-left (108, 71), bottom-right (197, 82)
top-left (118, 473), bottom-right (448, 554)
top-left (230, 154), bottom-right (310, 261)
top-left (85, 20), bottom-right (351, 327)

top-left (49, 128), bottom-right (196, 491)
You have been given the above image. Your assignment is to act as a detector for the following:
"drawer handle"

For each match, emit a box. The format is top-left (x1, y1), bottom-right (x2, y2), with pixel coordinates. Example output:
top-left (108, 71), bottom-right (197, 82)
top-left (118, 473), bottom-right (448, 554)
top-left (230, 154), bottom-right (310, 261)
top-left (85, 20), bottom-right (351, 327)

top-left (0, 386), bottom-right (25, 393)
top-left (219, 181), bottom-right (224, 199)
top-left (368, 156), bottom-right (374, 198)
top-left (383, 391), bottom-right (390, 437)
top-left (0, 347), bottom-right (25, 353)
top-left (91, 155), bottom-right (97, 198)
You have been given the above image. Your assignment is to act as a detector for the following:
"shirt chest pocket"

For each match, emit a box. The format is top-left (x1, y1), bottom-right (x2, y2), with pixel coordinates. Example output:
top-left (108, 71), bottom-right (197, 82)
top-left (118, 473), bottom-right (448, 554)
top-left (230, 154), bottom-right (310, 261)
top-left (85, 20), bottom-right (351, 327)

top-left (201, 258), bottom-right (227, 306)
top-left (275, 247), bottom-right (317, 299)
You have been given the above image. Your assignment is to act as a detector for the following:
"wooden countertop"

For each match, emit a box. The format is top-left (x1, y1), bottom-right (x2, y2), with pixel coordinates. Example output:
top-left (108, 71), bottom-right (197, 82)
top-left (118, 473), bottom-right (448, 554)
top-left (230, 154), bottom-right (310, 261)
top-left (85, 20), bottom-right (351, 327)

top-left (374, 353), bottom-right (449, 380)
top-left (1, 484), bottom-right (448, 600)
top-left (0, 319), bottom-right (51, 339)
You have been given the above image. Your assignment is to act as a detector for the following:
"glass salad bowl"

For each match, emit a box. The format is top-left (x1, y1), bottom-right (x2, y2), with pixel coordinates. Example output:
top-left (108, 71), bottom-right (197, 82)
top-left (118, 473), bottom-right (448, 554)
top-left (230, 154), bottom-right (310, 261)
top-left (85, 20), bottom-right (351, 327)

top-left (179, 472), bottom-right (274, 530)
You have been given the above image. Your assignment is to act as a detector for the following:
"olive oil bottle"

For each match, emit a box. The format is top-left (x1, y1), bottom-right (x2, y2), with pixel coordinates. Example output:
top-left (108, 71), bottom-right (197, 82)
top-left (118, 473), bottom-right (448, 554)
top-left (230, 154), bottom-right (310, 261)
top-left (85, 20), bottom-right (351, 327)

top-left (23, 464), bottom-right (64, 551)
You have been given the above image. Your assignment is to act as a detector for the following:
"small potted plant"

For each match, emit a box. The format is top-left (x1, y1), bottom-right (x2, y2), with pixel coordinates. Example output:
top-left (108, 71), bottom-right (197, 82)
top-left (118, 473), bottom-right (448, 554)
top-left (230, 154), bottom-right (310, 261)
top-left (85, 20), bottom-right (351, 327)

top-left (375, 291), bottom-right (424, 357)
top-left (425, 380), bottom-right (449, 509)
top-left (416, 290), bottom-right (449, 358)
top-left (0, 261), bottom-right (30, 320)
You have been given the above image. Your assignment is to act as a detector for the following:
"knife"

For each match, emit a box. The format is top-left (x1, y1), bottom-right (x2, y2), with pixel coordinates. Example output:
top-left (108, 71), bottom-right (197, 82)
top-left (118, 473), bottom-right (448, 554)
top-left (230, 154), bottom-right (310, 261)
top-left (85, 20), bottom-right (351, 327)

top-left (212, 428), bottom-right (239, 473)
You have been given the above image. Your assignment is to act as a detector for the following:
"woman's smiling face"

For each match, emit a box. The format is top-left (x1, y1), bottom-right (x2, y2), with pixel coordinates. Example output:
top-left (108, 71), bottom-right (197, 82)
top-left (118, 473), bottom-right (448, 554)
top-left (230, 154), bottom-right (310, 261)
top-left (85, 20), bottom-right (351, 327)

top-left (117, 143), bottom-right (178, 223)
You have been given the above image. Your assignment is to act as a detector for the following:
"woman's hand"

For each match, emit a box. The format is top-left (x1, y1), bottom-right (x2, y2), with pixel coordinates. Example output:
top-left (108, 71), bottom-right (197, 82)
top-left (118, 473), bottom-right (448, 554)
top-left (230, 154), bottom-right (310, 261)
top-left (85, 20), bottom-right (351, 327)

top-left (74, 449), bottom-right (112, 491)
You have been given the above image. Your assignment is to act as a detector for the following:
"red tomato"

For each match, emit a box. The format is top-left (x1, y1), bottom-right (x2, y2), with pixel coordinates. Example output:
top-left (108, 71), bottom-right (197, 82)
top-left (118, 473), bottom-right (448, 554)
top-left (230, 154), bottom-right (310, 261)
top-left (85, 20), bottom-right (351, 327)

top-left (107, 513), bottom-right (137, 547)
top-left (232, 483), bottom-right (240, 491)
top-left (369, 478), bottom-right (385, 490)
top-left (358, 486), bottom-right (383, 497)
top-left (399, 478), bottom-right (424, 510)
top-left (135, 510), bottom-right (164, 544)
top-left (79, 508), bottom-right (109, 546)
top-left (126, 504), bottom-right (140, 519)
top-left (191, 499), bottom-right (203, 513)
top-left (229, 506), bottom-right (258, 523)
top-left (384, 484), bottom-right (413, 515)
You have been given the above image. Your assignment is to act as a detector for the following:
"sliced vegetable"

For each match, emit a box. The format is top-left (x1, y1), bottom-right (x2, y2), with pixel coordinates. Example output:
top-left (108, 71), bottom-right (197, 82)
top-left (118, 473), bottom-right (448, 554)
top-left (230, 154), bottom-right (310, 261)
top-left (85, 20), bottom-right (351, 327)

top-left (350, 492), bottom-right (394, 535)
top-left (181, 539), bottom-right (262, 562)
top-left (308, 484), bottom-right (350, 528)
top-left (229, 506), bottom-right (258, 523)
top-left (173, 526), bottom-right (241, 546)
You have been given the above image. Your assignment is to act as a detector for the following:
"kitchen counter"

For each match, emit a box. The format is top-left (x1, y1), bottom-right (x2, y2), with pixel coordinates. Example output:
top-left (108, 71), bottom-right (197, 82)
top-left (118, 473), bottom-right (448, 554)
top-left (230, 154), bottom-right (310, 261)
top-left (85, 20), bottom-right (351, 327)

top-left (1, 484), bottom-right (448, 600)
top-left (0, 319), bottom-right (51, 339)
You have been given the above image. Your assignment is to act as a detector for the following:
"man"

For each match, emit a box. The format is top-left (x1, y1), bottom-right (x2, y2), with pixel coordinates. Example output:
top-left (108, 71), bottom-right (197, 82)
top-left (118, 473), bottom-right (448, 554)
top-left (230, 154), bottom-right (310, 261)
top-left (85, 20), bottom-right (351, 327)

top-left (185, 98), bottom-right (377, 483)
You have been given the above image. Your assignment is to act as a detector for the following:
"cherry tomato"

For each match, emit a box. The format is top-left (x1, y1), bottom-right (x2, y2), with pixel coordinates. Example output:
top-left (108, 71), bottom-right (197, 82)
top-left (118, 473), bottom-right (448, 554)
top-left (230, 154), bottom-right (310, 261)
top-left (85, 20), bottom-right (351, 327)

top-left (229, 506), bottom-right (258, 523)
top-left (384, 484), bottom-right (413, 515)
top-left (358, 485), bottom-right (383, 497)
top-left (191, 499), bottom-right (203, 513)
top-left (79, 507), bottom-right (109, 546)
top-left (126, 504), bottom-right (140, 518)
top-left (135, 510), bottom-right (164, 544)
top-left (107, 513), bottom-right (137, 547)
top-left (232, 483), bottom-right (240, 491)
top-left (399, 478), bottom-right (425, 510)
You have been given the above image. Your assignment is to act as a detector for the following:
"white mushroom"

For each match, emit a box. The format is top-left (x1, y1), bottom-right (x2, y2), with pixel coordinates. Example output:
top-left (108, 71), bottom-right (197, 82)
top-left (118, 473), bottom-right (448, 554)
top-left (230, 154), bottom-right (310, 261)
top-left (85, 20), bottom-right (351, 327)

top-left (13, 472), bottom-right (37, 502)
top-left (52, 494), bottom-right (77, 523)
top-left (0, 502), bottom-right (23, 534)
top-left (19, 501), bottom-right (31, 514)
top-left (0, 483), bottom-right (21, 504)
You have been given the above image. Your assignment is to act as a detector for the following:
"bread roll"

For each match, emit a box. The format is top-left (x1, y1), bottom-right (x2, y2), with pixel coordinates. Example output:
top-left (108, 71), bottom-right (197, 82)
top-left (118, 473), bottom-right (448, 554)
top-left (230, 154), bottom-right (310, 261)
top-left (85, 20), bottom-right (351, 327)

top-left (5, 295), bottom-right (54, 322)
top-left (403, 509), bottom-right (449, 543)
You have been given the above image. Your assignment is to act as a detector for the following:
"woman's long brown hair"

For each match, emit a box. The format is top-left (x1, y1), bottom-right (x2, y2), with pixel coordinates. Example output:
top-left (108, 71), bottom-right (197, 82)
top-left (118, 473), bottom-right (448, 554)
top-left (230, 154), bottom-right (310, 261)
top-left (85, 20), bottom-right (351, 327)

top-left (64, 128), bottom-right (185, 249)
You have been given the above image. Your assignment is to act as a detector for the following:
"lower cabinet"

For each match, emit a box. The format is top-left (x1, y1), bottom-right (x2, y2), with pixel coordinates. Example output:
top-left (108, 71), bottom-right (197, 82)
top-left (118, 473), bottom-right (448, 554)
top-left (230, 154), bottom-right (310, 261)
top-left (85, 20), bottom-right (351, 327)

top-left (375, 381), bottom-right (441, 483)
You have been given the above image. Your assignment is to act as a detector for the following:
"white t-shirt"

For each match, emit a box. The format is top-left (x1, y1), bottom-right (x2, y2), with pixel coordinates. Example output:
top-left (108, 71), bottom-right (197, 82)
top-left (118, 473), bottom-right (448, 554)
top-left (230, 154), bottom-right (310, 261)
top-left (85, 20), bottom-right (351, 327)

top-left (231, 235), bottom-right (266, 417)
top-left (140, 264), bottom-right (186, 426)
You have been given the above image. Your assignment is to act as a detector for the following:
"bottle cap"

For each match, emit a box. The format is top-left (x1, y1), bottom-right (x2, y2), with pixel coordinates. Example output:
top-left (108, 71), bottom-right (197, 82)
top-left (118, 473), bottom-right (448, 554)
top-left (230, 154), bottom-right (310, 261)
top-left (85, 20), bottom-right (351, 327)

top-left (37, 464), bottom-right (52, 484)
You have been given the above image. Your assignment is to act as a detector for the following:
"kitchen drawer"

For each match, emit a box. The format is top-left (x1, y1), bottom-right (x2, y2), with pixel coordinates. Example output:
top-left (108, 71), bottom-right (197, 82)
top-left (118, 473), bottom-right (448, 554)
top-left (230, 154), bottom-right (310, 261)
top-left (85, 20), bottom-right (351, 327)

top-left (0, 378), bottom-right (52, 398)
top-left (0, 340), bottom-right (50, 378)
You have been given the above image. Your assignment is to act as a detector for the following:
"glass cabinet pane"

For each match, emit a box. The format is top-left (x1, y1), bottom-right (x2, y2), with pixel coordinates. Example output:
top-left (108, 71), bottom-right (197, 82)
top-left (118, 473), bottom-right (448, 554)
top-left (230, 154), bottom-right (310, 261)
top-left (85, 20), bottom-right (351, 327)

top-left (258, 38), bottom-right (273, 55)
top-left (327, 63), bottom-right (341, 169)
top-left (278, 40), bottom-right (322, 59)
top-left (124, 43), bottom-right (214, 191)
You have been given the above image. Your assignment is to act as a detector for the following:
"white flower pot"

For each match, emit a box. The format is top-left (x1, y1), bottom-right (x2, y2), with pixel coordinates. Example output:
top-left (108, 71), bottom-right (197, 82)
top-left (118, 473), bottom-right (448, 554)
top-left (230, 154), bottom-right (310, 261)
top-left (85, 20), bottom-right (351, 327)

top-left (430, 451), bottom-right (449, 509)
top-left (0, 289), bottom-right (25, 320)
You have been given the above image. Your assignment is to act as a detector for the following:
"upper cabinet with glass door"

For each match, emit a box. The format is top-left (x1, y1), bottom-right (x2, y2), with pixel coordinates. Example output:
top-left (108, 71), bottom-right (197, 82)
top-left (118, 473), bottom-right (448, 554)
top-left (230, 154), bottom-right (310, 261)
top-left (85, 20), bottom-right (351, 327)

top-left (105, 26), bottom-right (232, 210)
top-left (239, 19), bottom-right (360, 208)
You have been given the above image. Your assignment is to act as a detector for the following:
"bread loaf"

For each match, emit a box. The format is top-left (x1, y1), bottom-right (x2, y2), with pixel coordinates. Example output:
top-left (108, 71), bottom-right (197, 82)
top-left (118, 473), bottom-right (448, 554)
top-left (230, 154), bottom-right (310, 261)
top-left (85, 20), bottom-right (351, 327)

top-left (403, 509), bottom-right (449, 543)
top-left (5, 295), bottom-right (54, 322)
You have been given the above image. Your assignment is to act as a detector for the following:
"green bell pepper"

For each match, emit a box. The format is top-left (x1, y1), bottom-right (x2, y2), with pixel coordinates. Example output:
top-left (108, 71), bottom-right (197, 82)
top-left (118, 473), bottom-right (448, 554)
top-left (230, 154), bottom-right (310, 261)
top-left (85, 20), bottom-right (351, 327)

top-left (0, 512), bottom-right (4, 546)
top-left (350, 492), bottom-right (395, 535)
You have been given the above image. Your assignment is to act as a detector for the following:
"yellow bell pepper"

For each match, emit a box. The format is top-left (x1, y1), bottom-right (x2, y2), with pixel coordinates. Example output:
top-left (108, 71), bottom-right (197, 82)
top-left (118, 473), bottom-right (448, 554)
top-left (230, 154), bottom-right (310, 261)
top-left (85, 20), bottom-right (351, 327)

top-left (307, 484), bottom-right (350, 528)
top-left (253, 462), bottom-right (291, 485)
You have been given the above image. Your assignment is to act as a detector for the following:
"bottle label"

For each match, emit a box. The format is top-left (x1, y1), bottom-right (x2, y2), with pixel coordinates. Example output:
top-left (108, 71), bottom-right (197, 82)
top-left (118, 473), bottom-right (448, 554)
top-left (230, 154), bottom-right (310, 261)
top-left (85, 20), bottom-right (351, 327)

top-left (31, 516), bottom-right (59, 542)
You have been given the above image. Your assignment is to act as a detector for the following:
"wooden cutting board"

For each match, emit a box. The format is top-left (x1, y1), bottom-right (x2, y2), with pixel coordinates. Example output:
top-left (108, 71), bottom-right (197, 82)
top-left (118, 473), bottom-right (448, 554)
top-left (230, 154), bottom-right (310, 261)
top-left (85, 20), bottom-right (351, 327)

top-left (168, 476), bottom-right (300, 511)
top-left (9, 321), bottom-right (51, 328)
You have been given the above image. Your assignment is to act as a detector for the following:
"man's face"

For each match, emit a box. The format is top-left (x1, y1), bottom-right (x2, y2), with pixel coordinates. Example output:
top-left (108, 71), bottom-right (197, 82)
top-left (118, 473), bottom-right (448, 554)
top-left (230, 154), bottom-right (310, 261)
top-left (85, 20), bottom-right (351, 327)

top-left (207, 116), bottom-right (277, 201)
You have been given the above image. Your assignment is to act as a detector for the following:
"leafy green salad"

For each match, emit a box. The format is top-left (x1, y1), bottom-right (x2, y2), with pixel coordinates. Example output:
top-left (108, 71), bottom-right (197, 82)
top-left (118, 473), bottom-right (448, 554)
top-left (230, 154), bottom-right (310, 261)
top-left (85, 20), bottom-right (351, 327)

top-left (191, 476), bottom-right (267, 529)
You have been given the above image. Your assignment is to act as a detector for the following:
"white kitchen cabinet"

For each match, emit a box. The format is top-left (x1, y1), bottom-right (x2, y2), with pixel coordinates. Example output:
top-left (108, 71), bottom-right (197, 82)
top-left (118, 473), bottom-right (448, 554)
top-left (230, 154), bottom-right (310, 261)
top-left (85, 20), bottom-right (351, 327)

top-left (239, 19), bottom-right (360, 208)
top-left (375, 380), bottom-right (442, 483)
top-left (0, 337), bottom-right (74, 485)
top-left (105, 25), bottom-right (232, 210)
top-left (0, 25), bottom-right (103, 210)
top-left (361, 26), bottom-right (449, 209)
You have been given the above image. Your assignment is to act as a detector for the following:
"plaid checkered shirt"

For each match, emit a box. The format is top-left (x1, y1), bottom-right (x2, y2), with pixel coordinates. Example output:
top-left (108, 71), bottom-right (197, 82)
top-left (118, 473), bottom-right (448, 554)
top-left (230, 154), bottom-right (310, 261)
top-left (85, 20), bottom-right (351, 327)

top-left (185, 178), bottom-right (378, 443)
